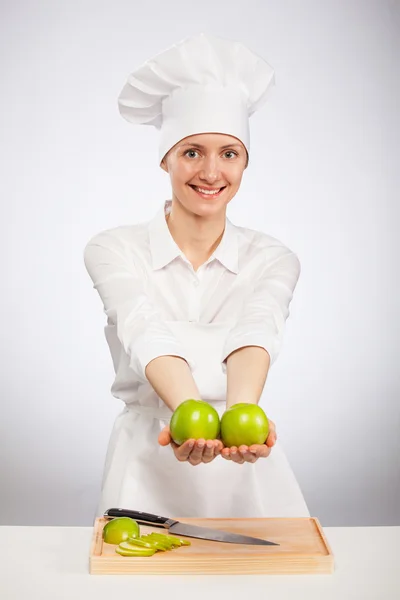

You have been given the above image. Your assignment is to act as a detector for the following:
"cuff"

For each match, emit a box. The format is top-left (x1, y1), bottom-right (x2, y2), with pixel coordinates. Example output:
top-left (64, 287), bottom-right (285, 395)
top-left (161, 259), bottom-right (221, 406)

top-left (130, 338), bottom-right (196, 382)
top-left (220, 329), bottom-right (278, 374)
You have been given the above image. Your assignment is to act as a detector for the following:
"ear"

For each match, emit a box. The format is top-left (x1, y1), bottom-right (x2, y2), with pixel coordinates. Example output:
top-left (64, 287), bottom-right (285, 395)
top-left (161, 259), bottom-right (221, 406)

top-left (160, 157), bottom-right (169, 173)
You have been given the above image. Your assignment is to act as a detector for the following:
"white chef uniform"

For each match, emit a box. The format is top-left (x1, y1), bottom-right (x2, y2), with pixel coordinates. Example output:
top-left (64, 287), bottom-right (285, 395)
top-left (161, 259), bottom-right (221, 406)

top-left (84, 199), bottom-right (310, 518)
top-left (84, 33), bottom-right (310, 518)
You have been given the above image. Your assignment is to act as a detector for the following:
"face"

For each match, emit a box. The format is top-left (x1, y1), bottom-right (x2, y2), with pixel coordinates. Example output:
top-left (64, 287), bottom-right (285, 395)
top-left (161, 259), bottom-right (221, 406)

top-left (160, 132), bottom-right (248, 219)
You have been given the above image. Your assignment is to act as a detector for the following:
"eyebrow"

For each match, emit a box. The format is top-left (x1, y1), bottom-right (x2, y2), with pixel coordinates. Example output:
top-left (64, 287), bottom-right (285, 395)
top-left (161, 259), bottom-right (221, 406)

top-left (180, 142), bottom-right (243, 150)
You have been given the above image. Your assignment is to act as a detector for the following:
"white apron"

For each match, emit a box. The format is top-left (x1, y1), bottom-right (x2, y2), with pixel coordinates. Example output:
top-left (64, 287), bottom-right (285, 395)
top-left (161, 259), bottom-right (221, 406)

top-left (95, 320), bottom-right (310, 519)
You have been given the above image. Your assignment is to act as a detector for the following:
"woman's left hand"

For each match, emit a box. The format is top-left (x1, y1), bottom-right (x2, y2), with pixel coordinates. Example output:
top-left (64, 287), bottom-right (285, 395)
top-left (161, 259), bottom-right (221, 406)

top-left (158, 425), bottom-right (223, 465)
top-left (220, 418), bottom-right (277, 464)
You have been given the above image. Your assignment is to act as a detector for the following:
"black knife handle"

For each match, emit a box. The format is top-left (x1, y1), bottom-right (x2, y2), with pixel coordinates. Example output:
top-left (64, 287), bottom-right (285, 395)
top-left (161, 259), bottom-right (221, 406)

top-left (104, 507), bottom-right (178, 528)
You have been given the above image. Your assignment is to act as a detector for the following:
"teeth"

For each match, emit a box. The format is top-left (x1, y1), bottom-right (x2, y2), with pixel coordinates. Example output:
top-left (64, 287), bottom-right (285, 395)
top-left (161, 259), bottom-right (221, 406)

top-left (193, 186), bottom-right (222, 195)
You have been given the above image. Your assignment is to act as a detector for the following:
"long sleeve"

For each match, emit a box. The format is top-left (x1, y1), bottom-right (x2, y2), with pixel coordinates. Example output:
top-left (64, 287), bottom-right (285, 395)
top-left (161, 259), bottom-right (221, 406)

top-left (83, 232), bottom-right (196, 383)
top-left (221, 249), bottom-right (301, 372)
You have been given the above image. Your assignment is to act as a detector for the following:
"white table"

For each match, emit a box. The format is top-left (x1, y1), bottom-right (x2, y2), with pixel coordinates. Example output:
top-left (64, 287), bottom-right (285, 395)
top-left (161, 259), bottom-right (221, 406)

top-left (0, 526), bottom-right (399, 599)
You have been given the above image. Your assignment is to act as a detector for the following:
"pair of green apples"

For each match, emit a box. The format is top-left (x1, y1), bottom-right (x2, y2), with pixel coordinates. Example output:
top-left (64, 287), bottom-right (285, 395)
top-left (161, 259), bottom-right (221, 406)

top-left (170, 399), bottom-right (270, 448)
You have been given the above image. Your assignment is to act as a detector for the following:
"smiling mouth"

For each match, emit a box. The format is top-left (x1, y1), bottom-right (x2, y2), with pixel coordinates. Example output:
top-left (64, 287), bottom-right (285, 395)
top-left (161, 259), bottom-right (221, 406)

top-left (189, 185), bottom-right (227, 198)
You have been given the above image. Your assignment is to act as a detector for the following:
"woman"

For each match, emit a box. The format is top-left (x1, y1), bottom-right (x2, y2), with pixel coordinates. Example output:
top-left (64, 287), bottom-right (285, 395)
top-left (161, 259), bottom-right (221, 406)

top-left (84, 33), bottom-right (310, 519)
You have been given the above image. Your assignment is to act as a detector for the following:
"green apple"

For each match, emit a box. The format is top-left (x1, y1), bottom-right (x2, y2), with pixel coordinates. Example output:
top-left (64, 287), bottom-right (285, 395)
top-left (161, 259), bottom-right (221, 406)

top-left (116, 543), bottom-right (156, 557)
top-left (102, 517), bottom-right (140, 545)
top-left (170, 399), bottom-right (220, 445)
top-left (221, 403), bottom-right (269, 447)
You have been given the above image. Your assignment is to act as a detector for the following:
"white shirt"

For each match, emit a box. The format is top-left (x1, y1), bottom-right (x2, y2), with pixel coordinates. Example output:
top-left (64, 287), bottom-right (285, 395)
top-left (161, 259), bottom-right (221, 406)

top-left (83, 199), bottom-right (301, 404)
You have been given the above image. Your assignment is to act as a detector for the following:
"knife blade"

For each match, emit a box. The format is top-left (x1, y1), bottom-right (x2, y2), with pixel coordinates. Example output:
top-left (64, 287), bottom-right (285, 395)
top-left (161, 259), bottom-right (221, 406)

top-left (103, 507), bottom-right (279, 546)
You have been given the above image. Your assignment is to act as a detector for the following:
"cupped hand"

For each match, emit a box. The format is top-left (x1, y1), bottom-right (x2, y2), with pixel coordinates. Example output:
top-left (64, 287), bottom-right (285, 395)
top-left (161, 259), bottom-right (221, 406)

top-left (158, 425), bottom-right (224, 466)
top-left (220, 418), bottom-right (277, 464)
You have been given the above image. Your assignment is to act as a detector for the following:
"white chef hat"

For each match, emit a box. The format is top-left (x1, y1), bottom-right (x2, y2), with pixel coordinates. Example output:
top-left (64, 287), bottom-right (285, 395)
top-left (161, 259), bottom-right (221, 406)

top-left (118, 33), bottom-right (275, 165)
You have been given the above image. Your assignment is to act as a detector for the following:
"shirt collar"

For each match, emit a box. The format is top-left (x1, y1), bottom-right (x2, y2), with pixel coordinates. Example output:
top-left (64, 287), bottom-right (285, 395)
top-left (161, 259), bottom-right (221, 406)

top-left (148, 200), bottom-right (239, 274)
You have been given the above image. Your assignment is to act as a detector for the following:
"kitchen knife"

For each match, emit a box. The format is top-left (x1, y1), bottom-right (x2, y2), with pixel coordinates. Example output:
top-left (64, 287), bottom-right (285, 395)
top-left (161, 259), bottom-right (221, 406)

top-left (104, 508), bottom-right (279, 546)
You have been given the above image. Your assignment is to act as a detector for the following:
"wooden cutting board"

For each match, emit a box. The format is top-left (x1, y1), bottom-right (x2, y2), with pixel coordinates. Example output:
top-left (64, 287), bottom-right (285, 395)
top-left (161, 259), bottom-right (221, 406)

top-left (89, 516), bottom-right (334, 575)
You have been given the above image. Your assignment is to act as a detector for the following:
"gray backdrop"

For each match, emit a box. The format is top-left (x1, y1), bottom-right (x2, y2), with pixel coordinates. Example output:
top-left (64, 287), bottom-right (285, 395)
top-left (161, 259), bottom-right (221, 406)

top-left (1, 0), bottom-right (399, 526)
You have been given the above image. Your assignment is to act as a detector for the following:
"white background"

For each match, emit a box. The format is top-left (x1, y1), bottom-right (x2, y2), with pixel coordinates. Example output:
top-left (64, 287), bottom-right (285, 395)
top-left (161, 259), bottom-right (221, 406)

top-left (1, 0), bottom-right (399, 526)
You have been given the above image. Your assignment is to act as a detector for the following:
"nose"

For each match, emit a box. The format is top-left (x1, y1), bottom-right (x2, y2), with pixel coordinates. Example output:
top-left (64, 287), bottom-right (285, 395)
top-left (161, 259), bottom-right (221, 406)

top-left (199, 155), bottom-right (221, 184)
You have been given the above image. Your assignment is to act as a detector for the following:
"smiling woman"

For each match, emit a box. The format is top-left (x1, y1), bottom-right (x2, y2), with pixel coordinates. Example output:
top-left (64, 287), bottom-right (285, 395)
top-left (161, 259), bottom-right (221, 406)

top-left (84, 32), bottom-right (310, 520)
top-left (160, 132), bottom-right (247, 220)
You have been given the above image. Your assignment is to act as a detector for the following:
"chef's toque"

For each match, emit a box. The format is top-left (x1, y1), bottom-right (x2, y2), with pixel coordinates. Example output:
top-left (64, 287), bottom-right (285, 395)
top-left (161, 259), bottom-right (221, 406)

top-left (117, 33), bottom-right (275, 165)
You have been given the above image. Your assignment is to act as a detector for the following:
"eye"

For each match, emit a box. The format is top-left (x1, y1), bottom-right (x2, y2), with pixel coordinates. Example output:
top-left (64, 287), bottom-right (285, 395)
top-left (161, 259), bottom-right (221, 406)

top-left (224, 151), bottom-right (238, 159)
top-left (184, 149), bottom-right (200, 158)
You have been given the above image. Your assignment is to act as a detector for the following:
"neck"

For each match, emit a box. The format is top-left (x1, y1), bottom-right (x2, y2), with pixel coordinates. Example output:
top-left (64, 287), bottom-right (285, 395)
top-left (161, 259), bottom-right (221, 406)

top-left (165, 199), bottom-right (226, 270)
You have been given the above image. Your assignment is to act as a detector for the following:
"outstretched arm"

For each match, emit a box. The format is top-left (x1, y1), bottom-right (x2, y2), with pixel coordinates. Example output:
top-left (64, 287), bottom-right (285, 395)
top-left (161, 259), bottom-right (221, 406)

top-left (225, 345), bottom-right (271, 409)
top-left (220, 249), bottom-right (301, 463)
top-left (84, 232), bottom-right (198, 412)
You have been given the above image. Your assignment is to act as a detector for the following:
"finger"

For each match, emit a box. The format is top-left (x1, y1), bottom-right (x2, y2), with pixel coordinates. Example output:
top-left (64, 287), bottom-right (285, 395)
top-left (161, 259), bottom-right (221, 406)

top-left (238, 445), bottom-right (257, 464)
top-left (249, 444), bottom-right (272, 458)
top-left (174, 439), bottom-right (195, 461)
top-left (220, 447), bottom-right (232, 460)
top-left (259, 444), bottom-right (272, 458)
top-left (229, 446), bottom-right (245, 464)
top-left (158, 425), bottom-right (172, 446)
top-left (188, 439), bottom-right (206, 466)
top-left (214, 440), bottom-right (223, 456)
top-left (202, 440), bottom-right (215, 463)
top-left (266, 420), bottom-right (277, 447)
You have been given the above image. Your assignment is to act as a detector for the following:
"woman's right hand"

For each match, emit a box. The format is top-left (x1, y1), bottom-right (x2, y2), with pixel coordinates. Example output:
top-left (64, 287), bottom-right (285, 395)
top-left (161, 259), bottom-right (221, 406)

top-left (158, 425), bottom-right (223, 466)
